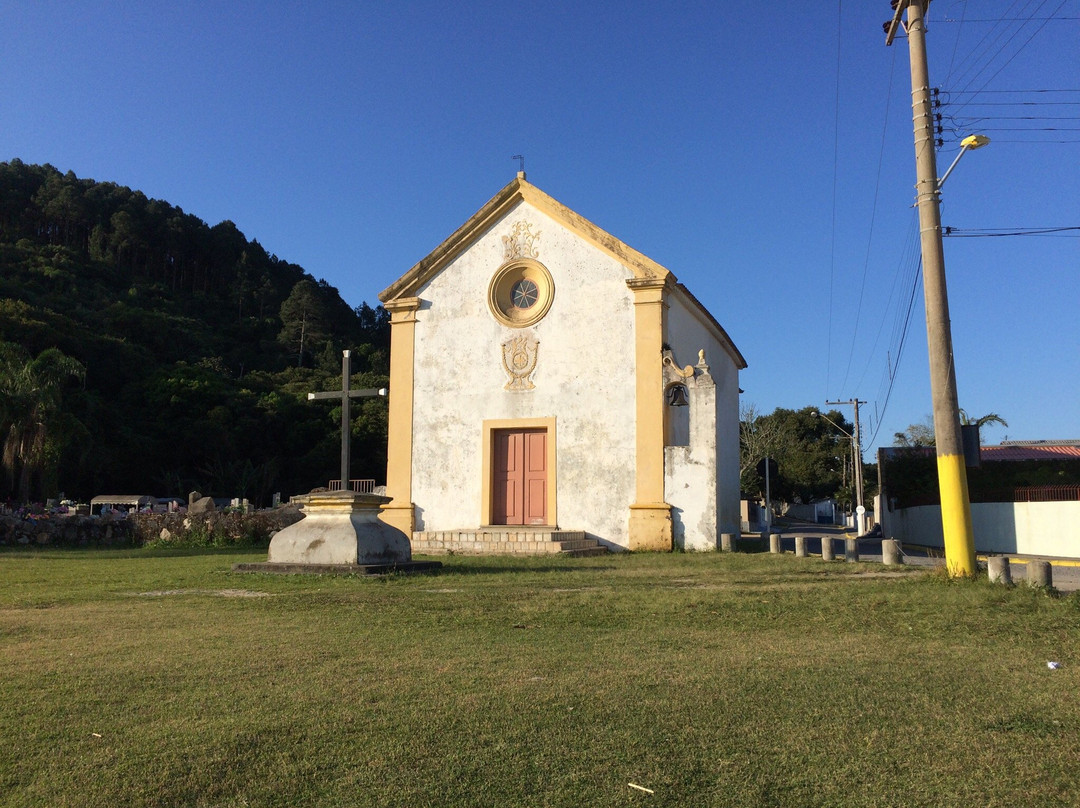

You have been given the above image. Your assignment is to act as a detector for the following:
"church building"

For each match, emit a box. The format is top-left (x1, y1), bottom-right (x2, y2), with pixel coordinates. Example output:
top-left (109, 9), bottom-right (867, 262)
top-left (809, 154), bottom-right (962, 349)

top-left (377, 173), bottom-right (746, 553)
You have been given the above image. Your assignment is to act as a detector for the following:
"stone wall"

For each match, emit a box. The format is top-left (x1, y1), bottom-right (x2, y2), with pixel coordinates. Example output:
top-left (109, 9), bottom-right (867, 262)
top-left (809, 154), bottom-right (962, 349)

top-left (0, 513), bottom-right (135, 547)
top-left (0, 506), bottom-right (304, 549)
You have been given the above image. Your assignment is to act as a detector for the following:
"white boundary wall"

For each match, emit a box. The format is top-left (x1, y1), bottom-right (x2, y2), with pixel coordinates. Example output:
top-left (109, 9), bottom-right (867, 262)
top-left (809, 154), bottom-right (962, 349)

top-left (885, 501), bottom-right (1080, 558)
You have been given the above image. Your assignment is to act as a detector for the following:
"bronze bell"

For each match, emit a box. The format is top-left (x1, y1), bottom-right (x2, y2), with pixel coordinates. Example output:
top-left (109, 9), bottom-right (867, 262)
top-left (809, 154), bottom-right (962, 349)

top-left (666, 383), bottom-right (689, 407)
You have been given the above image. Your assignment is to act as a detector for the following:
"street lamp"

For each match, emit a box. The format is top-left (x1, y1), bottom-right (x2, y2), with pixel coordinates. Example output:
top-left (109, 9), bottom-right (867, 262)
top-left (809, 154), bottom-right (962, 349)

top-left (812, 411), bottom-right (866, 537)
top-left (937, 134), bottom-right (991, 190)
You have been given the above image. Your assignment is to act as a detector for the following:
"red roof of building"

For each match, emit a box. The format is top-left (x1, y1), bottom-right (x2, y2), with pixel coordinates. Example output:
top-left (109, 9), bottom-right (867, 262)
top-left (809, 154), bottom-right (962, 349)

top-left (981, 444), bottom-right (1080, 461)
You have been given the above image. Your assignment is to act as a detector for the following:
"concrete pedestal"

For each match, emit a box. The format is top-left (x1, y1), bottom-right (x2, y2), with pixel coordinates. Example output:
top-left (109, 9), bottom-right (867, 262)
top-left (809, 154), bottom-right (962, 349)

top-left (720, 532), bottom-right (736, 552)
top-left (267, 491), bottom-right (413, 566)
top-left (1027, 559), bottom-right (1053, 589)
top-left (987, 556), bottom-right (1011, 585)
top-left (795, 536), bottom-right (808, 558)
top-left (821, 537), bottom-right (835, 561)
top-left (882, 539), bottom-right (902, 566)
top-left (845, 539), bottom-right (859, 563)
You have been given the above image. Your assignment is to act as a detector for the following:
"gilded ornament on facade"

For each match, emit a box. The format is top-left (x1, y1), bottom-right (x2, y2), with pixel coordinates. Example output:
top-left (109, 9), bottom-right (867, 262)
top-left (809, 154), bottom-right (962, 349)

top-left (502, 336), bottom-right (539, 390)
top-left (502, 221), bottom-right (541, 261)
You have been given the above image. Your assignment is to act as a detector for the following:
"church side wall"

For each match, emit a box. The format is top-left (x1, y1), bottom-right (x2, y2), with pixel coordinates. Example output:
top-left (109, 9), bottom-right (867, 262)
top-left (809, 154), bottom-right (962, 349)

top-left (664, 292), bottom-right (742, 538)
top-left (409, 201), bottom-right (639, 547)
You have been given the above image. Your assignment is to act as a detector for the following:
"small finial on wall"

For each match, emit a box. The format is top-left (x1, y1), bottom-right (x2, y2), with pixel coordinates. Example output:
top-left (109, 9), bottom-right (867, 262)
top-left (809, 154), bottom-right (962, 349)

top-left (512, 154), bottom-right (525, 179)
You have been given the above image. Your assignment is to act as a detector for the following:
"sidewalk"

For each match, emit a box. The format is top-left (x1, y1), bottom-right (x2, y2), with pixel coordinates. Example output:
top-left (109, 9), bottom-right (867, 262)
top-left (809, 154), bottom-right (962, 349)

top-left (766, 521), bottom-right (1080, 593)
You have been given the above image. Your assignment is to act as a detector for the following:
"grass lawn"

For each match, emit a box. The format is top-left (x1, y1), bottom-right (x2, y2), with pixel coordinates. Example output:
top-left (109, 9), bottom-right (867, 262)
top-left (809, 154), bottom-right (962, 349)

top-left (1, 548), bottom-right (1078, 807)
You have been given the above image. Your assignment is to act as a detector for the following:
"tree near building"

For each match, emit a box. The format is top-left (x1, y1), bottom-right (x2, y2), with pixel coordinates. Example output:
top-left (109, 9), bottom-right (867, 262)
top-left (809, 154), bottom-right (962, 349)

top-left (740, 404), bottom-right (855, 505)
top-left (959, 409), bottom-right (1008, 442)
top-left (739, 403), bottom-right (785, 494)
top-left (893, 417), bottom-right (936, 448)
top-left (0, 342), bottom-right (86, 503)
top-left (894, 411), bottom-right (1008, 447)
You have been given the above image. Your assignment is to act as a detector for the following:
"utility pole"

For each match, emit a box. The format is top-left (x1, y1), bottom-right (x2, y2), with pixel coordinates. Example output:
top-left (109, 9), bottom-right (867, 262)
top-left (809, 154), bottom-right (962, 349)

top-left (827, 399), bottom-right (867, 537)
top-left (887, 0), bottom-right (976, 576)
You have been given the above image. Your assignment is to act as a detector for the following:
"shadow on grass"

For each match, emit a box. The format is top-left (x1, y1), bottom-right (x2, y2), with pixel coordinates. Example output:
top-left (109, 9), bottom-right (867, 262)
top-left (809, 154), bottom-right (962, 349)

top-left (0, 545), bottom-right (266, 560)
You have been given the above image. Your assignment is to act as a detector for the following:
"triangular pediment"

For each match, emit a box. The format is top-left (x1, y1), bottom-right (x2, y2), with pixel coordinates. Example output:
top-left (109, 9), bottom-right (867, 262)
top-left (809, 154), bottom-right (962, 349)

top-left (379, 175), bottom-right (673, 304)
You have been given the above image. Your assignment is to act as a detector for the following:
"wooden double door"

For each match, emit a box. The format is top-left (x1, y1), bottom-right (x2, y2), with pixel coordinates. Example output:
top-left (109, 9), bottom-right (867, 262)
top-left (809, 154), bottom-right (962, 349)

top-left (492, 428), bottom-right (548, 525)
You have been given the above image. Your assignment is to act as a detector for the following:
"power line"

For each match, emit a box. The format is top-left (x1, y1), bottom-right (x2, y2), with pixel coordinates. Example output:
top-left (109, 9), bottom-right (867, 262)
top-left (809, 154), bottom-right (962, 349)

top-left (943, 88), bottom-right (1080, 93)
top-left (839, 44), bottom-right (899, 395)
top-left (942, 16), bottom-right (1080, 21)
top-left (853, 210), bottom-right (920, 396)
top-left (825, 0), bottom-right (843, 399)
top-left (943, 225), bottom-right (1080, 236)
top-left (949, 0), bottom-right (1071, 115)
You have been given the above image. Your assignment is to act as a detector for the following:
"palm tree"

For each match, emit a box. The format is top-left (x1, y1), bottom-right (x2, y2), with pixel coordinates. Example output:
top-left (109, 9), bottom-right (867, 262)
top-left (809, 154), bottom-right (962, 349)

top-left (0, 343), bottom-right (85, 503)
top-left (894, 411), bottom-right (1009, 449)
top-left (959, 410), bottom-right (1009, 443)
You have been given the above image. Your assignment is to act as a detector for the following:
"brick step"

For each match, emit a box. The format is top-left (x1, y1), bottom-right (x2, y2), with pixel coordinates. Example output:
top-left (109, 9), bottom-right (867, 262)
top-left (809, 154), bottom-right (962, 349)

top-left (411, 529), bottom-right (606, 557)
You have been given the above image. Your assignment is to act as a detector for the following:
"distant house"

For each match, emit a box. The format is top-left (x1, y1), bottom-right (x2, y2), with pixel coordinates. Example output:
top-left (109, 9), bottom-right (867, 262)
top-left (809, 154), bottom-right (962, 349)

top-left (879, 440), bottom-right (1080, 557)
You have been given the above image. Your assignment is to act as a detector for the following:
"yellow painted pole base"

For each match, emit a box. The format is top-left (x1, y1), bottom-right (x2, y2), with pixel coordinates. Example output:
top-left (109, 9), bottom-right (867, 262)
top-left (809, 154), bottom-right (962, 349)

top-left (937, 453), bottom-right (976, 576)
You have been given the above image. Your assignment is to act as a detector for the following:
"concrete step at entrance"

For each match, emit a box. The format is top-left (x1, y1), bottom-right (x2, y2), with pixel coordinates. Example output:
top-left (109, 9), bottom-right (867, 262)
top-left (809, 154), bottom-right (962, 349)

top-left (411, 529), bottom-right (606, 557)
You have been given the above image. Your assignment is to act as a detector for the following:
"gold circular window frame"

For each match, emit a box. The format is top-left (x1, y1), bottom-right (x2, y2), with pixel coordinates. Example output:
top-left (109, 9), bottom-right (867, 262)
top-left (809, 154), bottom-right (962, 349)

top-left (487, 258), bottom-right (555, 328)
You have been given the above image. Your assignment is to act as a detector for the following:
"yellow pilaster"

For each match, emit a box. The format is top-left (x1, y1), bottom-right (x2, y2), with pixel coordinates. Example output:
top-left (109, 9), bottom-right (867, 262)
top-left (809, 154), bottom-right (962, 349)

top-left (627, 277), bottom-right (672, 551)
top-left (379, 297), bottom-right (419, 535)
top-left (937, 453), bottom-right (977, 576)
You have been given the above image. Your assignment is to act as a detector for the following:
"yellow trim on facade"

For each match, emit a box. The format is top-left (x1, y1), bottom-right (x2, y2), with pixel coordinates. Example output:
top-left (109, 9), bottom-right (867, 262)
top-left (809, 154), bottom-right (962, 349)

top-left (378, 176), bottom-right (672, 306)
top-left (937, 452), bottom-right (977, 576)
top-left (627, 503), bottom-right (673, 552)
top-left (627, 277), bottom-right (673, 551)
top-left (480, 417), bottom-right (557, 527)
top-left (379, 297), bottom-right (420, 535)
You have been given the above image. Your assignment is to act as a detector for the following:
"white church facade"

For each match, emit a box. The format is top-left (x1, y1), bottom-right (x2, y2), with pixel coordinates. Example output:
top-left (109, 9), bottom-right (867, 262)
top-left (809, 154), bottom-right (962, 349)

top-left (377, 173), bottom-right (746, 553)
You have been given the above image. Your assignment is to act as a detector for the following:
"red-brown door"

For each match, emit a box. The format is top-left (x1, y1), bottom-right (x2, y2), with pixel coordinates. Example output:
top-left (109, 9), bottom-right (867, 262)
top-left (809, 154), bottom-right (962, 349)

top-left (493, 429), bottom-right (547, 525)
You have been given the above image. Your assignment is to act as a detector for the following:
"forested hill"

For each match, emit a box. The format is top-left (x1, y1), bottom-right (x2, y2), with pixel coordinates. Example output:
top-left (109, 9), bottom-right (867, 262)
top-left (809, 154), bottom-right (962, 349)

top-left (0, 159), bottom-right (390, 506)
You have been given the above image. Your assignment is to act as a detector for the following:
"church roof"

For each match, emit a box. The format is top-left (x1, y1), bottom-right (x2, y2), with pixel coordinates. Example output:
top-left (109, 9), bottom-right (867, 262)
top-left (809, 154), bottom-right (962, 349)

top-left (379, 174), bottom-right (746, 369)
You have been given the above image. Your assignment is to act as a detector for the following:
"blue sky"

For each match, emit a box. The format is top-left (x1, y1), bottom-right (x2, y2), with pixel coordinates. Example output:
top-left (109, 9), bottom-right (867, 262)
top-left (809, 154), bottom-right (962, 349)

top-left (2, 1), bottom-right (1077, 455)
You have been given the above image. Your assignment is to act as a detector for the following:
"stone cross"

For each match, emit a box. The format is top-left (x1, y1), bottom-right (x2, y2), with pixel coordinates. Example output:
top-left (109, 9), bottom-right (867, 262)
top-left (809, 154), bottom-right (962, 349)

top-left (307, 350), bottom-right (386, 490)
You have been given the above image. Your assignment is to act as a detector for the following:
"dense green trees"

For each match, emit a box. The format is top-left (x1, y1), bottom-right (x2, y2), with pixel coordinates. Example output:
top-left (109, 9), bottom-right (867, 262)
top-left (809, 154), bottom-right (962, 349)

top-left (0, 161), bottom-right (390, 505)
top-left (740, 404), bottom-right (873, 506)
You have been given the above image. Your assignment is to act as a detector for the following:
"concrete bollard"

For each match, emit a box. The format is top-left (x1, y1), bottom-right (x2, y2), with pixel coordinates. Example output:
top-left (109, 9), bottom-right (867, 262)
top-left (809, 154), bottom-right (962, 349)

top-left (720, 532), bottom-right (736, 553)
top-left (821, 537), bottom-right (835, 561)
top-left (769, 532), bottom-right (781, 554)
top-left (882, 539), bottom-right (902, 566)
top-left (795, 536), bottom-right (808, 558)
top-left (1027, 559), bottom-right (1053, 589)
top-left (987, 556), bottom-right (1012, 585)
top-left (845, 539), bottom-right (859, 562)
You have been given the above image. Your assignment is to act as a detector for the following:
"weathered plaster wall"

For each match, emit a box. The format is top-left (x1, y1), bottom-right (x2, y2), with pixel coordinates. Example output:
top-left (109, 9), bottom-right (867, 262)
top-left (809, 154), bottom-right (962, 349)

top-left (664, 379), bottom-right (719, 551)
top-left (663, 291), bottom-right (742, 537)
top-left (410, 199), bottom-right (638, 546)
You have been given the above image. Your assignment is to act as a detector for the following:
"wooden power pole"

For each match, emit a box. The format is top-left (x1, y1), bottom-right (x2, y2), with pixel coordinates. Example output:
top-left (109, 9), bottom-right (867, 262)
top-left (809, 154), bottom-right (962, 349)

top-left (887, 0), bottom-right (976, 576)
top-left (827, 399), bottom-right (867, 537)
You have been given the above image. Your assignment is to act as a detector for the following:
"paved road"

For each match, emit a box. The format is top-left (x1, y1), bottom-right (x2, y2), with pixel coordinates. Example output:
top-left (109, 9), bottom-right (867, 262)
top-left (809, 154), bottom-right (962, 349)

top-left (768, 523), bottom-right (1080, 594)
